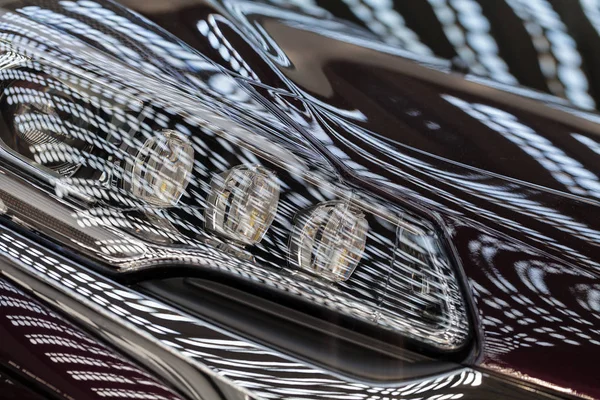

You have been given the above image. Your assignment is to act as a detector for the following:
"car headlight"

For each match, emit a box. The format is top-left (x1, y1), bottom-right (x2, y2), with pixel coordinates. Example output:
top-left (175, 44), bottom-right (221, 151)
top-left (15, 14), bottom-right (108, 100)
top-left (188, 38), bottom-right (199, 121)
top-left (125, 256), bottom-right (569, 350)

top-left (205, 164), bottom-right (280, 245)
top-left (290, 200), bottom-right (369, 282)
top-left (0, 38), bottom-right (469, 352)
top-left (123, 129), bottom-right (195, 207)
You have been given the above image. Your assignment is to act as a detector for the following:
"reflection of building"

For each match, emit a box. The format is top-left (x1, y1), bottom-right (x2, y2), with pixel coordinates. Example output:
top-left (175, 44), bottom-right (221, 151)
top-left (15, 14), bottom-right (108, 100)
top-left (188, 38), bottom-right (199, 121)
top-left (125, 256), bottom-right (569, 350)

top-left (465, 233), bottom-right (600, 359)
top-left (0, 279), bottom-right (183, 400)
top-left (505, 0), bottom-right (595, 109)
top-left (427, 0), bottom-right (516, 83)
top-left (443, 94), bottom-right (600, 200)
top-left (443, 94), bottom-right (600, 268)
top-left (275, 0), bottom-right (600, 110)
top-left (340, 0), bottom-right (434, 54)
top-left (0, 229), bottom-right (486, 400)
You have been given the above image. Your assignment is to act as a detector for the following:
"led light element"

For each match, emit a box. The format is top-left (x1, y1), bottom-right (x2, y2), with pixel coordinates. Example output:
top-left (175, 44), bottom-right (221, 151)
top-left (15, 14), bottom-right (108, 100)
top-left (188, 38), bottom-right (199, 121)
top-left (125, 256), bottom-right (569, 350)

top-left (126, 129), bottom-right (194, 207)
top-left (205, 165), bottom-right (280, 245)
top-left (290, 201), bottom-right (369, 282)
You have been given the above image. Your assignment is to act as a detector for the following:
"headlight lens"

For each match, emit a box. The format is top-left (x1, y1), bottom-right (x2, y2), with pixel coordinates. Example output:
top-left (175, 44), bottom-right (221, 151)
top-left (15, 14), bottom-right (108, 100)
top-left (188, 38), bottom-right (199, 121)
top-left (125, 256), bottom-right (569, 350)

top-left (1, 78), bottom-right (92, 177)
top-left (290, 201), bottom-right (368, 282)
top-left (0, 43), bottom-right (469, 351)
top-left (123, 129), bottom-right (194, 207)
top-left (205, 164), bottom-right (280, 245)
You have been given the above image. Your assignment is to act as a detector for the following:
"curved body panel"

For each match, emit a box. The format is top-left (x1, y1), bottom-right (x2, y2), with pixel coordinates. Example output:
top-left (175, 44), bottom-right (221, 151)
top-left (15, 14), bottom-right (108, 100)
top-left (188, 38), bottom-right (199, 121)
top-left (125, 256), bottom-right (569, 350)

top-left (0, 0), bottom-right (597, 399)
top-left (117, 1), bottom-right (600, 396)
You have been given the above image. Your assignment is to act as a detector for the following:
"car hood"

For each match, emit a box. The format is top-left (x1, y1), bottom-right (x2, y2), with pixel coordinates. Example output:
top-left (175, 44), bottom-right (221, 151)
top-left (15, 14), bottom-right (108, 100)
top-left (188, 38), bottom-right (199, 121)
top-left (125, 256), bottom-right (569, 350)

top-left (17, 0), bottom-right (600, 398)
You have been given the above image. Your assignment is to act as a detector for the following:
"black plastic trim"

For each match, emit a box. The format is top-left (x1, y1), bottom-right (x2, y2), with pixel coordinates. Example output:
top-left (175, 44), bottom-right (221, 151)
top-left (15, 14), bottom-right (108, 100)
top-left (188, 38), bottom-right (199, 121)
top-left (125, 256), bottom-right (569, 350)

top-left (139, 277), bottom-right (459, 383)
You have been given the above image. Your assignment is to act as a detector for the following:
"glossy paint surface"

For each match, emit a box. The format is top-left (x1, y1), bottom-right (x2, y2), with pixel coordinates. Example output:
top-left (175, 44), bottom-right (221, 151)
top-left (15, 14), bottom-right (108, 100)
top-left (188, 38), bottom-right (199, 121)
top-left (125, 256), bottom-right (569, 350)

top-left (0, 224), bottom-right (574, 400)
top-left (110, 1), bottom-right (600, 397)
top-left (117, 0), bottom-right (600, 397)
top-left (0, 0), bottom-right (597, 398)
top-left (0, 277), bottom-right (184, 400)
top-left (0, 371), bottom-right (47, 399)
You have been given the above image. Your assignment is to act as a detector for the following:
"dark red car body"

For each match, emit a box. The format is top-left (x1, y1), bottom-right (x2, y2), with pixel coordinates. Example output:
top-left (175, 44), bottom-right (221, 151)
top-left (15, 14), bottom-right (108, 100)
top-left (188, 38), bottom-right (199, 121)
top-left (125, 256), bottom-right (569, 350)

top-left (0, 1), bottom-right (598, 399)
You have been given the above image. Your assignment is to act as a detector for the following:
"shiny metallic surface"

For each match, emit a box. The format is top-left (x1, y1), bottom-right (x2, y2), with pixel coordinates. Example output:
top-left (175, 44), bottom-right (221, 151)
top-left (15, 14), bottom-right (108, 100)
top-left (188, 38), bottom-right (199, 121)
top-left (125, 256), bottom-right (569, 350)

top-left (0, 0), bottom-right (471, 350)
top-left (132, 2), bottom-right (600, 396)
top-left (0, 224), bottom-right (575, 400)
top-left (0, 276), bottom-right (185, 400)
top-left (0, 370), bottom-right (47, 399)
top-left (0, 167), bottom-right (470, 350)
top-left (0, 0), bottom-right (597, 398)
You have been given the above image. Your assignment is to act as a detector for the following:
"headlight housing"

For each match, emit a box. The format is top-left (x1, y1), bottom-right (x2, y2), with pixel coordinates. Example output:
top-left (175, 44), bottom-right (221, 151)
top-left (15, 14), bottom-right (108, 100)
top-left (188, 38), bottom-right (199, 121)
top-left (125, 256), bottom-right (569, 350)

top-left (0, 33), bottom-right (470, 351)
